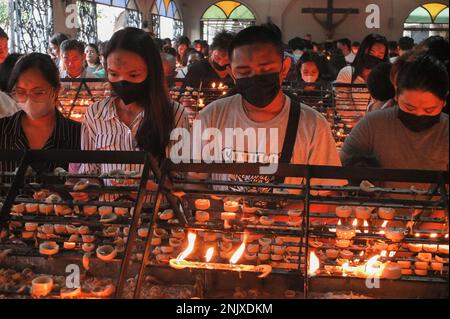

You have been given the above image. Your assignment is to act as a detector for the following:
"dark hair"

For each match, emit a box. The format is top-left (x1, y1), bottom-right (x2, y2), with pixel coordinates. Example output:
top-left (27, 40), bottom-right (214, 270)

top-left (175, 36), bottom-right (191, 48)
top-left (396, 52), bottom-right (449, 101)
top-left (210, 31), bottom-right (235, 52)
top-left (398, 36), bottom-right (414, 51)
top-left (153, 38), bottom-right (164, 51)
top-left (7, 53), bottom-right (60, 93)
top-left (163, 46), bottom-right (177, 57)
top-left (105, 27), bottom-right (175, 159)
top-left (162, 38), bottom-right (172, 47)
top-left (288, 37), bottom-right (307, 52)
top-left (367, 62), bottom-right (395, 102)
top-left (297, 51), bottom-right (329, 81)
top-left (351, 34), bottom-right (389, 82)
top-left (352, 41), bottom-right (360, 47)
top-left (388, 41), bottom-right (398, 50)
top-left (420, 36), bottom-right (449, 65)
top-left (50, 33), bottom-right (69, 46)
top-left (229, 23), bottom-right (283, 61)
top-left (0, 27), bottom-right (8, 40)
top-left (98, 41), bottom-right (109, 56)
top-left (86, 43), bottom-right (100, 64)
top-left (337, 38), bottom-right (351, 51)
top-left (60, 39), bottom-right (85, 55)
top-left (0, 53), bottom-right (23, 91)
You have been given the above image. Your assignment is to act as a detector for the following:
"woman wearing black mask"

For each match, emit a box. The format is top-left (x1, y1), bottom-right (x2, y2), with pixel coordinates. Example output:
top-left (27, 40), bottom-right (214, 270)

top-left (335, 34), bottom-right (389, 117)
top-left (74, 27), bottom-right (188, 201)
top-left (341, 50), bottom-right (448, 172)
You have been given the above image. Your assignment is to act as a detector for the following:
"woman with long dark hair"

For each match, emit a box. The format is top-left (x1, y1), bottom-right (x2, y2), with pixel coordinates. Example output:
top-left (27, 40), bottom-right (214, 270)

top-left (75, 27), bottom-right (188, 200)
top-left (335, 34), bottom-right (389, 116)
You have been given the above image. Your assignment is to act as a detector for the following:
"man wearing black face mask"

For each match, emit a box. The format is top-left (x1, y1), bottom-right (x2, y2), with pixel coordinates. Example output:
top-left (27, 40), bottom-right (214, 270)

top-left (191, 24), bottom-right (344, 197)
top-left (183, 31), bottom-right (235, 89)
top-left (341, 52), bottom-right (449, 174)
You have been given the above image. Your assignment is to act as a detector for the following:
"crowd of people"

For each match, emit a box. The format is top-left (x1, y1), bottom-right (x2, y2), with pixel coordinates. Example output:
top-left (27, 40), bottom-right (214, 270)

top-left (0, 23), bottom-right (448, 200)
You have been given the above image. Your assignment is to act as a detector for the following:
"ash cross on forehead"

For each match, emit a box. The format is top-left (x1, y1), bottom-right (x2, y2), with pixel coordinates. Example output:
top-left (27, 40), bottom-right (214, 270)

top-left (302, 0), bottom-right (359, 39)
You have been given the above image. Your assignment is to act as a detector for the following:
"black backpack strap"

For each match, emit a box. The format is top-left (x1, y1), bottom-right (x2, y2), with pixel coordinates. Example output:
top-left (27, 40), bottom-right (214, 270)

top-left (274, 98), bottom-right (301, 184)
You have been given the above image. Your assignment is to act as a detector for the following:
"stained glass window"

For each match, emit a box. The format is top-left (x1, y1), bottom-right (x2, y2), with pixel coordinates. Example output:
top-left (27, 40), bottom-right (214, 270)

top-left (404, 3), bottom-right (449, 43)
top-left (201, 1), bottom-right (256, 44)
top-left (151, 0), bottom-right (184, 39)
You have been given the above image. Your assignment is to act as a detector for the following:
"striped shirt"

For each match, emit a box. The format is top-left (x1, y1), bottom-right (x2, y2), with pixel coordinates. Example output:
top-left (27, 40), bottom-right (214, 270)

top-left (0, 109), bottom-right (81, 173)
top-left (79, 96), bottom-right (189, 183)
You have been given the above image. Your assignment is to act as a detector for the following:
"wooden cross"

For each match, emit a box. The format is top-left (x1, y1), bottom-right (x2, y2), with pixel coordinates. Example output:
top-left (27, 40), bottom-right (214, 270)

top-left (302, 0), bottom-right (359, 39)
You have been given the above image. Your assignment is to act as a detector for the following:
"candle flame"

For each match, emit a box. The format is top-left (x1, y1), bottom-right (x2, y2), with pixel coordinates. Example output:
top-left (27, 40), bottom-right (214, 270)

top-left (359, 251), bottom-right (364, 257)
top-left (338, 219), bottom-right (342, 226)
top-left (380, 250), bottom-right (387, 257)
top-left (388, 251), bottom-right (396, 258)
top-left (430, 233), bottom-right (438, 238)
top-left (352, 219), bottom-right (358, 227)
top-left (308, 251), bottom-right (320, 275)
top-left (176, 232), bottom-right (196, 262)
top-left (415, 233), bottom-right (421, 238)
top-left (381, 220), bottom-right (388, 228)
top-left (230, 233), bottom-right (247, 264)
top-left (205, 247), bottom-right (214, 262)
top-left (445, 234), bottom-right (449, 239)
top-left (364, 255), bottom-right (381, 276)
top-left (342, 262), bottom-right (350, 277)
top-left (212, 82), bottom-right (216, 89)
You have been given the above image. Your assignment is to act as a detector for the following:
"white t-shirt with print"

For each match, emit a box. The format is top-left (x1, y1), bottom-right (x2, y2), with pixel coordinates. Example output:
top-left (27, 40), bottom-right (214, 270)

top-left (193, 94), bottom-right (344, 193)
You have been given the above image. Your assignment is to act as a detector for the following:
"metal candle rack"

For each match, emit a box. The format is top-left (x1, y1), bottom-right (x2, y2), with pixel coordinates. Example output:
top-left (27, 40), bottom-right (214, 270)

top-left (0, 150), bottom-right (162, 298)
top-left (58, 78), bottom-right (107, 122)
top-left (283, 83), bottom-right (371, 149)
top-left (134, 161), bottom-right (448, 299)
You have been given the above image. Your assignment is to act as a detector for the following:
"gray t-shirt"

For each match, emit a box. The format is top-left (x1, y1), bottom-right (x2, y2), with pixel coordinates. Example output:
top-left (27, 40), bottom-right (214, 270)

top-left (194, 94), bottom-right (344, 192)
top-left (341, 105), bottom-right (449, 172)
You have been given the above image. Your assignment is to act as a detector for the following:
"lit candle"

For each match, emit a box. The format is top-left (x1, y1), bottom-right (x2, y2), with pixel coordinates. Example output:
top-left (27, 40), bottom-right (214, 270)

top-left (211, 82), bottom-right (216, 89)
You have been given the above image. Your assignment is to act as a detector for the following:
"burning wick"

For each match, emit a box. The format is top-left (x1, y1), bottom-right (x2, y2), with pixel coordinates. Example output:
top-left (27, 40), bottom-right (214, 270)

top-left (378, 220), bottom-right (388, 235)
top-left (353, 219), bottom-right (361, 233)
top-left (388, 251), bottom-right (396, 258)
top-left (415, 233), bottom-right (421, 238)
top-left (429, 233), bottom-right (438, 239)
top-left (176, 232), bottom-right (196, 262)
top-left (363, 220), bottom-right (369, 234)
top-left (308, 251), bottom-right (320, 276)
top-left (198, 98), bottom-right (205, 107)
top-left (205, 247), bottom-right (214, 262)
top-left (229, 234), bottom-right (247, 264)
top-left (211, 82), bottom-right (216, 89)
top-left (338, 219), bottom-right (342, 226)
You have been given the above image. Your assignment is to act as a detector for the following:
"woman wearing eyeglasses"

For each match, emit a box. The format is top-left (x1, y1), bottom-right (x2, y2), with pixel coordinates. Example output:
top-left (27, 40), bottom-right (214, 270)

top-left (0, 53), bottom-right (81, 173)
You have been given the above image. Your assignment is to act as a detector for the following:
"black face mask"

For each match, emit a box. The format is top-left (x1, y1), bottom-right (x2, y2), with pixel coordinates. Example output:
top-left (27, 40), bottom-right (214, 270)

top-left (212, 60), bottom-right (229, 71)
top-left (235, 73), bottom-right (281, 108)
top-left (363, 54), bottom-right (384, 70)
top-left (398, 108), bottom-right (441, 132)
top-left (111, 80), bottom-right (148, 105)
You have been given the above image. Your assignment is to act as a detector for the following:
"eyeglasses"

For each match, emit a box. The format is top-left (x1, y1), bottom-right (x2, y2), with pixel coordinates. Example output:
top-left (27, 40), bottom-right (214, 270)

top-left (10, 88), bottom-right (53, 103)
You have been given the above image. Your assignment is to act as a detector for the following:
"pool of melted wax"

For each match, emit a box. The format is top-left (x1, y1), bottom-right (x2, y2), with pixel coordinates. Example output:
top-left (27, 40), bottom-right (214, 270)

top-left (207, 287), bottom-right (373, 299)
top-left (122, 276), bottom-right (201, 299)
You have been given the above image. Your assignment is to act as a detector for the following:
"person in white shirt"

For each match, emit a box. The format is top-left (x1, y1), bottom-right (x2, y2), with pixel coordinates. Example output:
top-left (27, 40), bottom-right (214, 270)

top-left (335, 34), bottom-right (389, 117)
top-left (73, 28), bottom-right (188, 201)
top-left (190, 24), bottom-right (344, 202)
top-left (336, 38), bottom-right (355, 65)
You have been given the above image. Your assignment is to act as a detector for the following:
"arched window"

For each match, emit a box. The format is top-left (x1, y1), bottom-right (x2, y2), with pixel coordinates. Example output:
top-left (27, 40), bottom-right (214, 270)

top-left (6, 0), bottom-right (53, 53)
top-left (201, 1), bottom-right (256, 44)
top-left (151, 0), bottom-right (184, 39)
top-left (77, 0), bottom-right (142, 44)
top-left (404, 3), bottom-right (449, 43)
